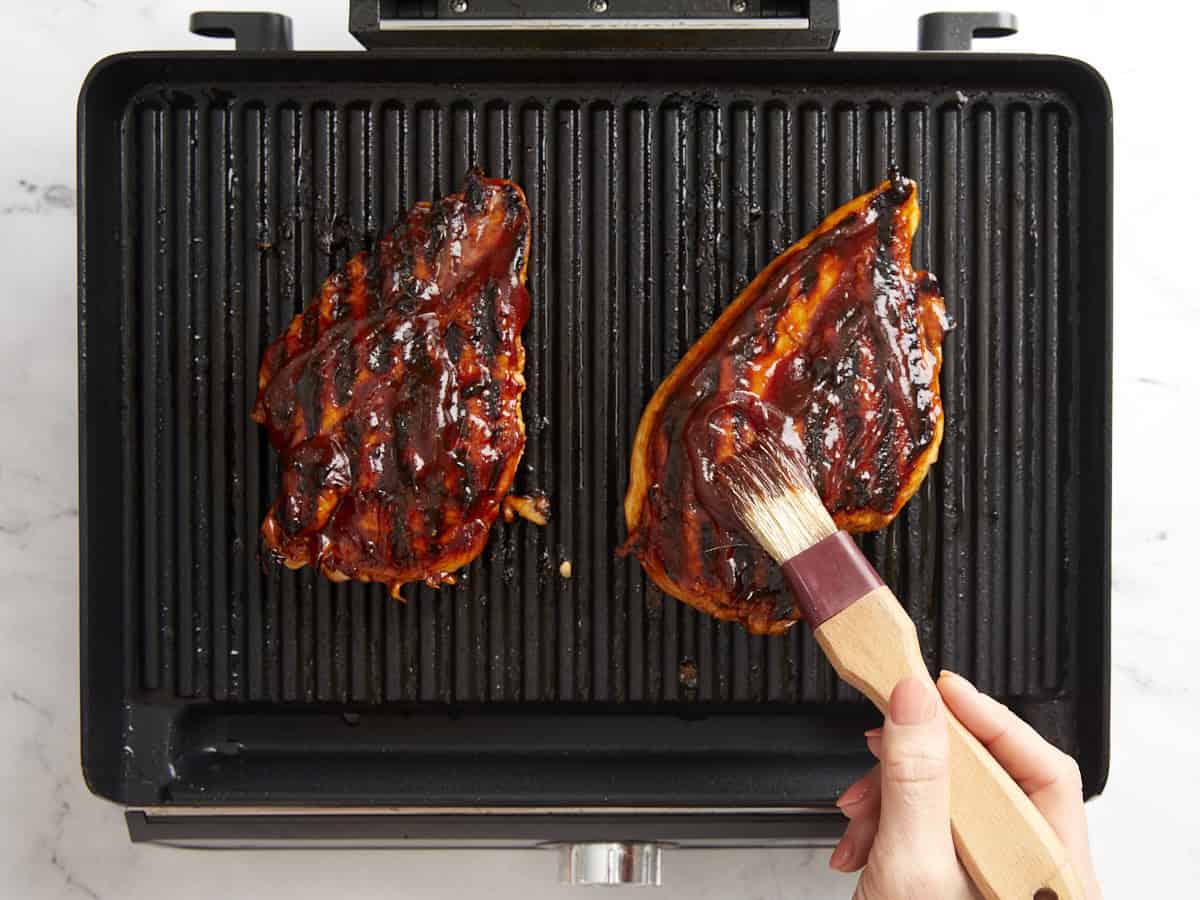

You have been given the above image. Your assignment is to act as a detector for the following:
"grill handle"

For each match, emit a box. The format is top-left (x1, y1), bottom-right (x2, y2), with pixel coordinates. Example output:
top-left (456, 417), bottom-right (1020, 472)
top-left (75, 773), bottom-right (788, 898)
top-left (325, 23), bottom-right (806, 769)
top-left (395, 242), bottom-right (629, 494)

top-left (917, 11), bottom-right (1018, 51)
top-left (190, 11), bottom-right (294, 51)
top-left (350, 0), bottom-right (840, 52)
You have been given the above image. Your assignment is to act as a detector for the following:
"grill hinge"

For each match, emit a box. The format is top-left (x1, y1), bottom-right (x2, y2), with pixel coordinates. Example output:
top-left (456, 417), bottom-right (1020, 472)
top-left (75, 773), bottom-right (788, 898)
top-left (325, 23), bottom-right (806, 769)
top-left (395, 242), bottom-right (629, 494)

top-left (350, 0), bottom-right (839, 52)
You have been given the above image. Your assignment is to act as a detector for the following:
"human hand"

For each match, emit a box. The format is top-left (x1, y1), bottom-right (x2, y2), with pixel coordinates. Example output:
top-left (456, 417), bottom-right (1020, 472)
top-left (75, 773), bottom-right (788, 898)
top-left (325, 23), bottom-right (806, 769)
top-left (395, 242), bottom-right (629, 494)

top-left (828, 672), bottom-right (1103, 899)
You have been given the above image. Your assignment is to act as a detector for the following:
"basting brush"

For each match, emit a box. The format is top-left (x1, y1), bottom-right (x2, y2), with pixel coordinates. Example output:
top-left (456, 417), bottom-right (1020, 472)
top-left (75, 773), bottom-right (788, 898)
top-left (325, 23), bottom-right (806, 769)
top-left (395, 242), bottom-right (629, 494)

top-left (717, 431), bottom-right (1085, 900)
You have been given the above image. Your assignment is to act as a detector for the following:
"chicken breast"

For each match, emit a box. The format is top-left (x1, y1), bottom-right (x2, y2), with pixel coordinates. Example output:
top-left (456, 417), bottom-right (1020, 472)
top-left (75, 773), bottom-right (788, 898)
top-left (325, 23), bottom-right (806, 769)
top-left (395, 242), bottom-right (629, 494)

top-left (252, 171), bottom-right (532, 595)
top-left (624, 176), bottom-right (946, 634)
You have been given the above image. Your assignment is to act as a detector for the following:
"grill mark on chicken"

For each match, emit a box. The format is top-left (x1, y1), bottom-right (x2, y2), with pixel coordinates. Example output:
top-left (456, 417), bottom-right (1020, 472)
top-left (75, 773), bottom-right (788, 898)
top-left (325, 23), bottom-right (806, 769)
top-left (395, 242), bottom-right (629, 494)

top-left (426, 205), bottom-right (450, 262)
top-left (366, 323), bottom-right (395, 375)
top-left (465, 171), bottom-right (487, 213)
top-left (252, 172), bottom-right (533, 595)
top-left (624, 176), bottom-right (946, 635)
top-left (445, 322), bottom-right (466, 362)
top-left (294, 360), bottom-right (322, 442)
top-left (332, 335), bottom-right (357, 406)
top-left (502, 184), bottom-right (524, 226)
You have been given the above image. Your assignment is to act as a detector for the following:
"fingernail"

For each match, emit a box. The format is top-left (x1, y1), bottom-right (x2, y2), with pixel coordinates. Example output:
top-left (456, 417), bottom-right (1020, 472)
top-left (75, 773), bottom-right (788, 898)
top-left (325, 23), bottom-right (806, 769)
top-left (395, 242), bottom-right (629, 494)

top-left (835, 779), bottom-right (871, 812)
top-left (829, 836), bottom-right (854, 871)
top-left (863, 727), bottom-right (882, 738)
top-left (938, 669), bottom-right (966, 685)
top-left (889, 677), bottom-right (937, 725)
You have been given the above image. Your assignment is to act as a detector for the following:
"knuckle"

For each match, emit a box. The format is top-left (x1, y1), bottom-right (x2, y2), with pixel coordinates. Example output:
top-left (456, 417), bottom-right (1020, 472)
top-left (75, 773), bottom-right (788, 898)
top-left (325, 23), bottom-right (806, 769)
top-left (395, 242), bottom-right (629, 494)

top-left (1056, 751), bottom-right (1084, 790)
top-left (883, 746), bottom-right (949, 787)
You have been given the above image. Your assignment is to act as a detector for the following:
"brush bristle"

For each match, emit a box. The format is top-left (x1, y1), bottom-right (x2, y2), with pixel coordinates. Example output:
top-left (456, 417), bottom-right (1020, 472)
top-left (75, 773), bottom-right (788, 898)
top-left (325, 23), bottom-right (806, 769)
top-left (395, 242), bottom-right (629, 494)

top-left (716, 431), bottom-right (837, 562)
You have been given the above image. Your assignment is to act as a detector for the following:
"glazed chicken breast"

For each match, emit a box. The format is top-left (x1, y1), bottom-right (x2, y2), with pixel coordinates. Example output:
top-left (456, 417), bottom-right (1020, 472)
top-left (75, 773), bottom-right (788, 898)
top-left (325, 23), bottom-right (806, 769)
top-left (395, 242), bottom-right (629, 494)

top-left (624, 176), bottom-right (947, 634)
top-left (253, 171), bottom-right (532, 595)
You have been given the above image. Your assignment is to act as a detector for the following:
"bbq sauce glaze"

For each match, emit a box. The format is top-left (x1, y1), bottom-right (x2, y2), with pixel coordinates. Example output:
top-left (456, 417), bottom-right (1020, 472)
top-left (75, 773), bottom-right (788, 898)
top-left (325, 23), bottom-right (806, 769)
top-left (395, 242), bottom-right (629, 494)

top-left (252, 171), bottom-right (532, 594)
top-left (626, 177), bottom-right (947, 634)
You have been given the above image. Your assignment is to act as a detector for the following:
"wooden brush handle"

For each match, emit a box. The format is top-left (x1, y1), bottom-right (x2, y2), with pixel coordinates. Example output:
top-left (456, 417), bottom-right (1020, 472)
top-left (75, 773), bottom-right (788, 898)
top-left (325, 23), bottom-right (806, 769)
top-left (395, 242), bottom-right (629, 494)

top-left (814, 586), bottom-right (1086, 900)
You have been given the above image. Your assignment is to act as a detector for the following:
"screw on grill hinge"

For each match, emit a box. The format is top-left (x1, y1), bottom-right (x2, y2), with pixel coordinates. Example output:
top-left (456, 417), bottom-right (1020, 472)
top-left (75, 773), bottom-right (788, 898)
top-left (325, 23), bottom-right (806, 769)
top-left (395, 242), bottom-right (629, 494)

top-left (589, 0), bottom-right (609, 13)
top-left (190, 11), bottom-right (293, 51)
top-left (732, 0), bottom-right (749, 13)
top-left (917, 11), bottom-right (1018, 51)
top-left (450, 0), bottom-right (469, 13)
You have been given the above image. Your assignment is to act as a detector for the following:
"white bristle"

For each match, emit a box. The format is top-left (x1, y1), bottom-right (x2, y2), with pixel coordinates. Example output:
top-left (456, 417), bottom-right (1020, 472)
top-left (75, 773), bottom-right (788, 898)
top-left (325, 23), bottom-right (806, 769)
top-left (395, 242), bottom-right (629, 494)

top-left (717, 433), bottom-right (837, 562)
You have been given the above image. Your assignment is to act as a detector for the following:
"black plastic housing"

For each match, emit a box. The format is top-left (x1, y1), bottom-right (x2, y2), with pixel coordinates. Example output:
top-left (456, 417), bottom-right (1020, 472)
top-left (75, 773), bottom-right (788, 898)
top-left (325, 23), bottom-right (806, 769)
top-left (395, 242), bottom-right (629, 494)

top-left (78, 49), bottom-right (1112, 841)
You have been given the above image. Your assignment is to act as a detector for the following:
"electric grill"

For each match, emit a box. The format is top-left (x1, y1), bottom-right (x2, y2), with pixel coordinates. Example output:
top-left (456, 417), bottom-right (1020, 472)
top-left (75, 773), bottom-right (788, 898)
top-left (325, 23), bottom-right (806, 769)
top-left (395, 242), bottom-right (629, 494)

top-left (77, 1), bottom-right (1112, 884)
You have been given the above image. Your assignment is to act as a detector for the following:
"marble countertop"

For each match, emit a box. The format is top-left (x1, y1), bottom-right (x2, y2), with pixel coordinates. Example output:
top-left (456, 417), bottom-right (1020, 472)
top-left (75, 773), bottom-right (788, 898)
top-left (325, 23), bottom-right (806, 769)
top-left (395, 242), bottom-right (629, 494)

top-left (1, 1), bottom-right (1195, 897)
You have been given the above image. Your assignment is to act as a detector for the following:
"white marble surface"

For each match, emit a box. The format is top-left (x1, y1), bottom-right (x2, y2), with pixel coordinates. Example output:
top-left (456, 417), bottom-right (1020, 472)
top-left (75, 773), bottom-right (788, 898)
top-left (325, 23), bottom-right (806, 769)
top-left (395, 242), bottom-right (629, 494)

top-left (1, 1), bottom-right (1196, 897)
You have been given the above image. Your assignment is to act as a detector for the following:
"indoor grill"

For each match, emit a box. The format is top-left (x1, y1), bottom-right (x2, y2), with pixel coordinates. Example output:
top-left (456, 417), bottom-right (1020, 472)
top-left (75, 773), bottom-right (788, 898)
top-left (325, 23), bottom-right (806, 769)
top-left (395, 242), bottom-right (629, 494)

top-left (77, 1), bottom-right (1112, 885)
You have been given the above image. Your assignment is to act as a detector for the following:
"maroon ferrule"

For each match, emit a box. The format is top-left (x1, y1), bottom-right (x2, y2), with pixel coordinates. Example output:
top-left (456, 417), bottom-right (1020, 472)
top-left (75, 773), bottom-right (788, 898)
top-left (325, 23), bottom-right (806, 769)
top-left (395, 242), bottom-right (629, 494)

top-left (782, 531), bottom-right (884, 628)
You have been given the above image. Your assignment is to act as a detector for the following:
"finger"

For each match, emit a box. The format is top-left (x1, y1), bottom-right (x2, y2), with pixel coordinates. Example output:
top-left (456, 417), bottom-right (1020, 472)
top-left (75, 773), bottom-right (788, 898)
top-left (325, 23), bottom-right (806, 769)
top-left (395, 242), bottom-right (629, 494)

top-left (828, 827), bottom-right (853, 872)
top-left (936, 671), bottom-right (1089, 838)
top-left (937, 671), bottom-right (1097, 889)
top-left (865, 732), bottom-right (881, 760)
top-left (829, 810), bottom-right (881, 873)
top-left (831, 766), bottom-right (883, 872)
top-left (835, 766), bottom-right (881, 820)
top-left (937, 671), bottom-right (1079, 794)
top-left (873, 677), bottom-right (956, 862)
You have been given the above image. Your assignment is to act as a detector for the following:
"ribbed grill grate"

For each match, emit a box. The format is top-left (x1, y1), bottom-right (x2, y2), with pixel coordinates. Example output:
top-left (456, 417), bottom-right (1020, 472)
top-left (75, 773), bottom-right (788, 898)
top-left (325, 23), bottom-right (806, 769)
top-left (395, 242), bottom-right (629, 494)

top-left (120, 85), bottom-right (1080, 706)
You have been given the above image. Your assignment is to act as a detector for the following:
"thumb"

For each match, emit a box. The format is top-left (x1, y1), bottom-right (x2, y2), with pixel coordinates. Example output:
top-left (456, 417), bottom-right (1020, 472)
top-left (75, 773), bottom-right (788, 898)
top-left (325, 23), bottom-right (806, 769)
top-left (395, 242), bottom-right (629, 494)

top-left (873, 676), bottom-right (955, 860)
